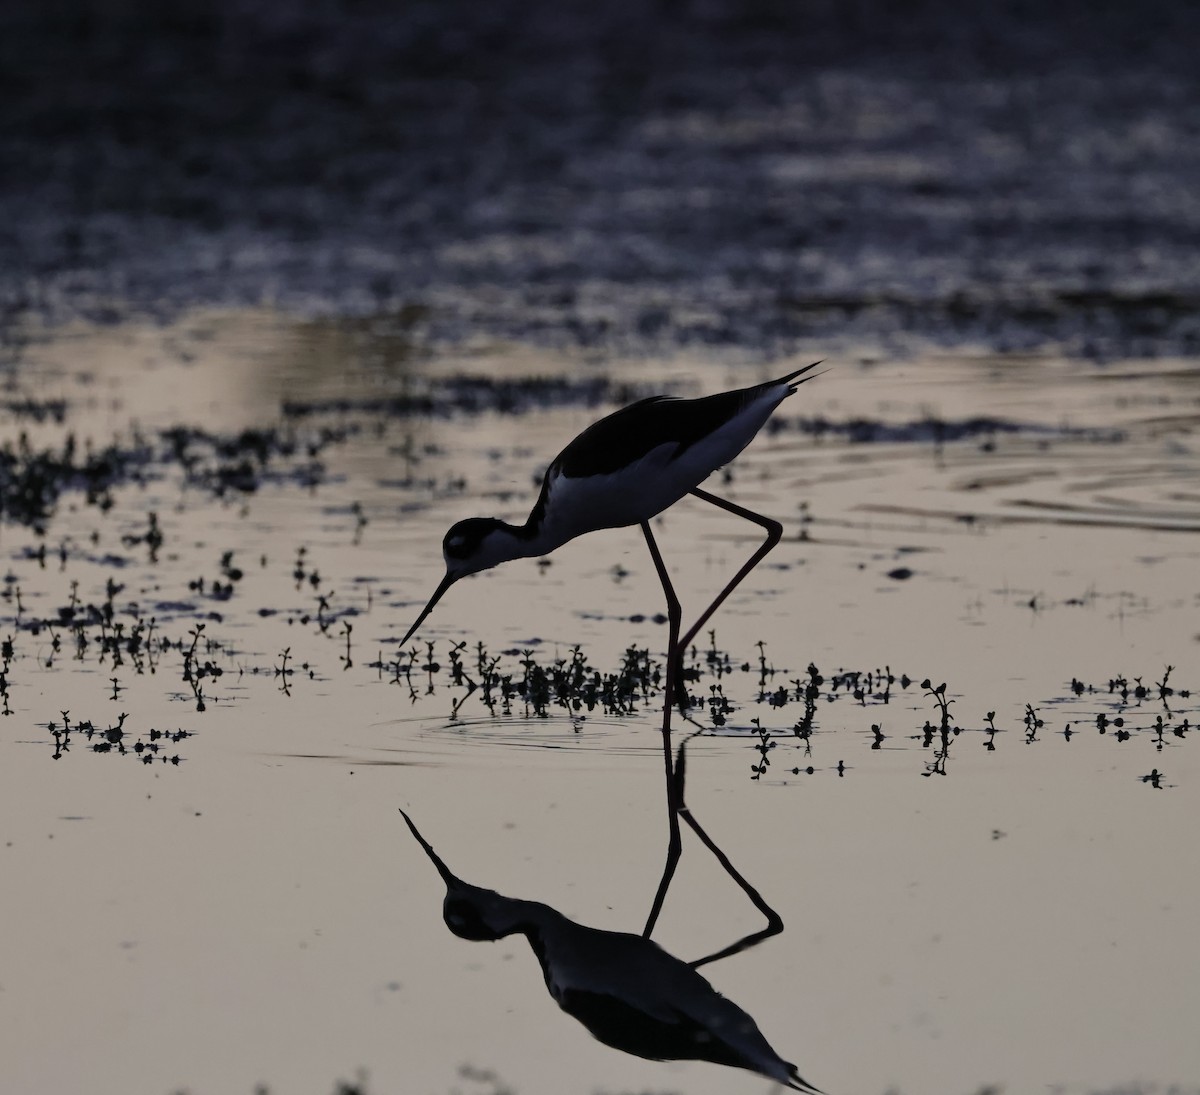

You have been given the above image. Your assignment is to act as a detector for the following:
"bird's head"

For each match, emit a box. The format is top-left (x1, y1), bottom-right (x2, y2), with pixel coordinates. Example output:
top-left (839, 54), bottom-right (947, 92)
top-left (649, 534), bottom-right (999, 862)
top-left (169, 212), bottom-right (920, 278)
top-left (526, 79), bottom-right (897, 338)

top-left (400, 810), bottom-right (529, 941)
top-left (441, 517), bottom-right (515, 576)
top-left (398, 517), bottom-right (520, 646)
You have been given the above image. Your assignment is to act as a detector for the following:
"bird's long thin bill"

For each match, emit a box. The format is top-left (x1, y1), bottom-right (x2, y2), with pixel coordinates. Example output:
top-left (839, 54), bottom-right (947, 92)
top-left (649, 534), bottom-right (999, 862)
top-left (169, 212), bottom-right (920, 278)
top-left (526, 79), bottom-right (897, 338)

top-left (400, 809), bottom-right (458, 886)
top-left (398, 571), bottom-right (456, 647)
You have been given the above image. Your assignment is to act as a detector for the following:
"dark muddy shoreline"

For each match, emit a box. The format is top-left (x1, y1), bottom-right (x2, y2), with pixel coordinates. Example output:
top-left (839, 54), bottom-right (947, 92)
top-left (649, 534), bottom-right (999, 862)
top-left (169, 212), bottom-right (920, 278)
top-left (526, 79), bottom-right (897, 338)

top-left (3, 0), bottom-right (1199, 358)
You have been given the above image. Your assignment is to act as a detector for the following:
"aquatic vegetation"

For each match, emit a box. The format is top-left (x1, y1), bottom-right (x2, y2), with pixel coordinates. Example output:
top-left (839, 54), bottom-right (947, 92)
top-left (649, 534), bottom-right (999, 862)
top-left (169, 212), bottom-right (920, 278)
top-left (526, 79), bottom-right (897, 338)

top-left (0, 336), bottom-right (1193, 791)
top-left (5, 534), bottom-right (1195, 776)
top-left (47, 710), bottom-right (190, 763)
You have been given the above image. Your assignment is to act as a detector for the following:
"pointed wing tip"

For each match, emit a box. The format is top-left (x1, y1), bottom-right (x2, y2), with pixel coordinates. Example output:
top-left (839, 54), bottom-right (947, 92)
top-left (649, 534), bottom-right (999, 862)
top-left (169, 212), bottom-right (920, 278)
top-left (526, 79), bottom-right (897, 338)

top-left (783, 360), bottom-right (829, 391)
top-left (784, 1062), bottom-right (825, 1094)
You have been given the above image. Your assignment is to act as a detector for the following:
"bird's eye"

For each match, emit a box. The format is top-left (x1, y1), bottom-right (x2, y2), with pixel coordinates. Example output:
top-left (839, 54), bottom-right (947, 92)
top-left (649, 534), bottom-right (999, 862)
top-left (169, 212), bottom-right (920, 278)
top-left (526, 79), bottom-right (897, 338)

top-left (446, 535), bottom-right (468, 557)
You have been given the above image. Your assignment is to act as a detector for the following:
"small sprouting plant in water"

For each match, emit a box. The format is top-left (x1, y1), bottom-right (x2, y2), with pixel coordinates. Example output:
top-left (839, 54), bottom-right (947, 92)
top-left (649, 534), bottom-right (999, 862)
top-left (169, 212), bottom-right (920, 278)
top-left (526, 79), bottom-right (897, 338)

top-left (749, 716), bottom-right (774, 780)
top-left (1023, 703), bottom-right (1043, 743)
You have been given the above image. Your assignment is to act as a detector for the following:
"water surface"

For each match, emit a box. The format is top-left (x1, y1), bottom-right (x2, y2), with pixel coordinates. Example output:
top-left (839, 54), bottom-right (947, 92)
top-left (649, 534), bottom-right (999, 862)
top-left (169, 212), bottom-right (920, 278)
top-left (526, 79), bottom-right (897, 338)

top-left (1, 313), bottom-right (1197, 1095)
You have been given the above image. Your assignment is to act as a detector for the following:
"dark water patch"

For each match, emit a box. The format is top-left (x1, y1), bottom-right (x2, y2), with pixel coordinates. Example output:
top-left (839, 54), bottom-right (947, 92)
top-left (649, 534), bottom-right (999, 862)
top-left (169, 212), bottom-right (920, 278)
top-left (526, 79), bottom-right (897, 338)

top-left (773, 288), bottom-right (1200, 361)
top-left (2, 397), bottom-right (68, 424)
top-left (18, 545), bottom-right (132, 570)
top-left (282, 374), bottom-right (657, 421)
top-left (0, 422), bottom-right (359, 529)
top-left (0, 430), bottom-right (158, 529)
top-left (162, 423), bottom-right (352, 497)
top-left (154, 601), bottom-right (201, 614)
top-left (861, 500), bottom-right (1200, 536)
top-left (776, 413), bottom-right (1125, 446)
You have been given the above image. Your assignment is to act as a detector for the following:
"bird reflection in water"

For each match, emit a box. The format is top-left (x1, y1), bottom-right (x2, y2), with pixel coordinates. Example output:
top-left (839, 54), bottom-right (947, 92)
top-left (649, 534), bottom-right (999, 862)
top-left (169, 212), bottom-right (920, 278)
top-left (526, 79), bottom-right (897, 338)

top-left (401, 742), bottom-right (822, 1093)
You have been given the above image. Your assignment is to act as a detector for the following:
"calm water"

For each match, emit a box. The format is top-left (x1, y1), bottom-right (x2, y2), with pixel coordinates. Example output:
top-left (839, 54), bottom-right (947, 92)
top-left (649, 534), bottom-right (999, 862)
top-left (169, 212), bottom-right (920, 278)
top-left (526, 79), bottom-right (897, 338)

top-left (1, 311), bottom-right (1198, 1095)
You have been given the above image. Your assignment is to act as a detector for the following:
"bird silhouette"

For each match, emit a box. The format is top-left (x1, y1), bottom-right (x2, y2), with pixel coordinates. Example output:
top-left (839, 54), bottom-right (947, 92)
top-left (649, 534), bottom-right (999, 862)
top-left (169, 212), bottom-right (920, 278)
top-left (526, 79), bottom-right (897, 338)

top-left (401, 809), bottom-right (823, 1093)
top-left (399, 364), bottom-right (825, 938)
top-left (398, 362), bottom-right (823, 649)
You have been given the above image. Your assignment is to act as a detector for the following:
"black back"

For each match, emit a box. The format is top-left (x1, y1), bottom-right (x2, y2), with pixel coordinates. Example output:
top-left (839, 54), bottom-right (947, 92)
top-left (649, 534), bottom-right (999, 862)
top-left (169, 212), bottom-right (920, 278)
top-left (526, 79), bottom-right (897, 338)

top-left (552, 387), bottom-right (760, 480)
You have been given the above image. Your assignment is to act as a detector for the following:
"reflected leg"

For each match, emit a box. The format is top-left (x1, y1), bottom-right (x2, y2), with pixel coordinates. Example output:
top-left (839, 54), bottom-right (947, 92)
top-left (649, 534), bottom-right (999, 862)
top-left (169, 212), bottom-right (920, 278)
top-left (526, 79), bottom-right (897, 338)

top-left (640, 519), bottom-right (683, 938)
top-left (670, 735), bottom-right (785, 969)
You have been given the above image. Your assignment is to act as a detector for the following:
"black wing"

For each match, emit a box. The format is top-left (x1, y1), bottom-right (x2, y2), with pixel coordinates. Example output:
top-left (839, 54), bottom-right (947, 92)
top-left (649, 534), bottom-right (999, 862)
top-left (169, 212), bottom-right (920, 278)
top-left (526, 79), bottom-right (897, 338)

top-left (552, 389), bottom-right (754, 479)
top-left (559, 987), bottom-right (760, 1068)
top-left (550, 364), bottom-right (821, 480)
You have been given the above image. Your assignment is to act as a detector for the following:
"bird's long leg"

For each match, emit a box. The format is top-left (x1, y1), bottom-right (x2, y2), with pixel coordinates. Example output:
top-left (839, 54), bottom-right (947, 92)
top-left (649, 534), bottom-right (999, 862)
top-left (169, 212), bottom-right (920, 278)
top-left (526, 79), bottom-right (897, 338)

top-left (640, 519), bottom-right (683, 939)
top-left (672, 487), bottom-right (784, 712)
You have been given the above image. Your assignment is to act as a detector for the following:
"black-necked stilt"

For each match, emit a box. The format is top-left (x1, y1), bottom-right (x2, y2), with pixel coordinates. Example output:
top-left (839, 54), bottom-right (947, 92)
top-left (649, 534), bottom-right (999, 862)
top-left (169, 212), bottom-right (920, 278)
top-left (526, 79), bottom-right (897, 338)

top-left (398, 361), bottom-right (823, 650)
top-left (400, 809), bottom-right (823, 1094)
top-left (400, 363), bottom-right (824, 937)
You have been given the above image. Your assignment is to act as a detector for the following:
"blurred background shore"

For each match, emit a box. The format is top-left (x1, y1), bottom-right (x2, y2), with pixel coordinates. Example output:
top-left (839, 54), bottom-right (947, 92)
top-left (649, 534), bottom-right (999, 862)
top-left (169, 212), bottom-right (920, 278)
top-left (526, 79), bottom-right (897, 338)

top-left (3, 0), bottom-right (1198, 360)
